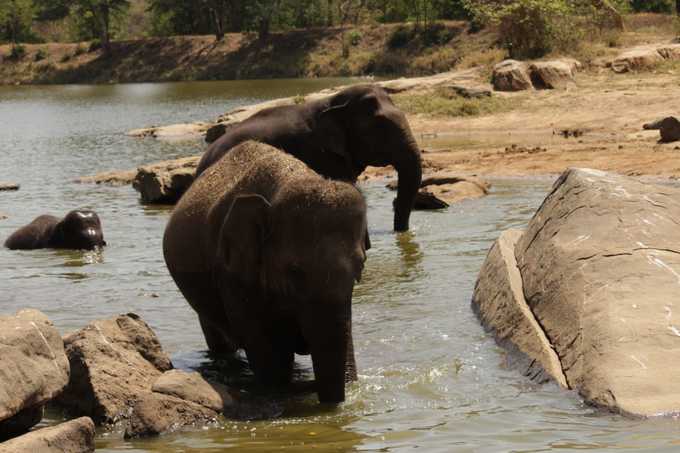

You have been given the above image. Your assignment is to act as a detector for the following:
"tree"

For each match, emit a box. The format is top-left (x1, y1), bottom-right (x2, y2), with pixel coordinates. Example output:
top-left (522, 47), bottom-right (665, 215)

top-left (71, 0), bottom-right (130, 50)
top-left (0, 0), bottom-right (35, 44)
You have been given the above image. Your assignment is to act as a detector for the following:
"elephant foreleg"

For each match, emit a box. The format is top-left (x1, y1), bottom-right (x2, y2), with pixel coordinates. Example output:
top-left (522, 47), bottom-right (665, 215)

top-left (199, 315), bottom-right (237, 355)
top-left (244, 329), bottom-right (295, 386)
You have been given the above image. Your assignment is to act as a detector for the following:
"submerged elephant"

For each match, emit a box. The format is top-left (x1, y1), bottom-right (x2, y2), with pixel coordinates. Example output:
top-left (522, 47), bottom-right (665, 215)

top-left (164, 141), bottom-right (368, 404)
top-left (197, 84), bottom-right (422, 232)
top-left (4, 210), bottom-right (106, 250)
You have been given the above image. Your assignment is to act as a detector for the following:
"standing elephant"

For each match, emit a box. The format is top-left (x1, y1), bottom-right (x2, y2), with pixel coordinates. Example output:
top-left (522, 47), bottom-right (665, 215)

top-left (164, 141), bottom-right (368, 404)
top-left (197, 84), bottom-right (422, 232)
top-left (4, 210), bottom-right (106, 250)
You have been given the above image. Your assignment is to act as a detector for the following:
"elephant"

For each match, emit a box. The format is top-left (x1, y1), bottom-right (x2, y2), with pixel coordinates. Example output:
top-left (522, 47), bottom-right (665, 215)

top-left (163, 141), bottom-right (368, 404)
top-left (196, 84), bottom-right (422, 232)
top-left (4, 210), bottom-right (106, 250)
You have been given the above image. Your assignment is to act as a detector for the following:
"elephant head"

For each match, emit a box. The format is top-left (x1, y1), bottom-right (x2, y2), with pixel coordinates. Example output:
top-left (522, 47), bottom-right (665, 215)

top-left (320, 85), bottom-right (422, 232)
top-left (50, 210), bottom-right (106, 250)
top-left (216, 179), bottom-right (368, 403)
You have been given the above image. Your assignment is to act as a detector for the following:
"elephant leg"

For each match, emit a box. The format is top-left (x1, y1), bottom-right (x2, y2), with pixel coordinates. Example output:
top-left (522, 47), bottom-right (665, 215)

top-left (345, 318), bottom-right (358, 383)
top-left (169, 270), bottom-right (236, 355)
top-left (244, 328), bottom-right (295, 386)
top-left (199, 315), bottom-right (236, 355)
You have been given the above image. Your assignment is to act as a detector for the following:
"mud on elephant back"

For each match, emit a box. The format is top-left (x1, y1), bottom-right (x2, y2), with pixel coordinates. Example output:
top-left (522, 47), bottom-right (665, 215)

top-left (197, 84), bottom-right (422, 232)
top-left (164, 141), bottom-right (369, 404)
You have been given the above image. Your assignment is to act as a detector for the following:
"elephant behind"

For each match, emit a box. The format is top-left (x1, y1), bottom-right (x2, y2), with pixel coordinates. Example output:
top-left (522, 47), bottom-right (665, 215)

top-left (197, 84), bottom-right (422, 232)
top-left (163, 141), bottom-right (368, 404)
top-left (5, 210), bottom-right (106, 250)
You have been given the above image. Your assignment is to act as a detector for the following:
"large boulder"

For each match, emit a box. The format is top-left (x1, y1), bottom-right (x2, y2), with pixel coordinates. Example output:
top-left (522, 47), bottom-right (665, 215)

top-left (132, 156), bottom-right (199, 204)
top-left (473, 168), bottom-right (680, 416)
top-left (0, 417), bottom-right (95, 453)
top-left (529, 59), bottom-right (580, 90)
top-left (643, 116), bottom-right (680, 143)
top-left (611, 46), bottom-right (664, 73)
top-left (0, 310), bottom-right (69, 438)
top-left (55, 313), bottom-right (173, 425)
top-left (492, 60), bottom-right (533, 92)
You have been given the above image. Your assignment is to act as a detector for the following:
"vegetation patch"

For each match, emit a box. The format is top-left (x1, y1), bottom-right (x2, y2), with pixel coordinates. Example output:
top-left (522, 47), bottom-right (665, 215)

top-left (393, 88), bottom-right (517, 118)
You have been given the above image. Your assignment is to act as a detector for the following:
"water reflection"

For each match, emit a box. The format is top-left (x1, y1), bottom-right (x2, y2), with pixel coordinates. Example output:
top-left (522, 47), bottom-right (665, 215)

top-left (395, 230), bottom-right (424, 280)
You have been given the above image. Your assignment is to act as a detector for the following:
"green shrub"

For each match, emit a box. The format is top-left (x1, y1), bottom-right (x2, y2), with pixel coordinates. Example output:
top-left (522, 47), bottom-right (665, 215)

top-left (348, 30), bottom-right (362, 46)
top-left (630, 0), bottom-right (673, 13)
top-left (393, 88), bottom-right (514, 118)
top-left (88, 39), bottom-right (102, 52)
top-left (34, 48), bottom-right (48, 61)
top-left (388, 25), bottom-right (412, 49)
top-left (293, 94), bottom-right (306, 105)
top-left (8, 44), bottom-right (27, 61)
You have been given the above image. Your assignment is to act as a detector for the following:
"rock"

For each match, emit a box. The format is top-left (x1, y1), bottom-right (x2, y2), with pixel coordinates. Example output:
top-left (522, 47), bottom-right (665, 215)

top-left (0, 417), bottom-right (95, 453)
top-left (127, 122), bottom-right (213, 140)
top-left (124, 392), bottom-right (218, 439)
top-left (152, 370), bottom-right (234, 413)
top-left (0, 310), bottom-right (69, 436)
top-left (443, 84), bottom-right (492, 99)
top-left (205, 122), bottom-right (240, 144)
top-left (75, 169), bottom-right (137, 185)
top-left (643, 116), bottom-right (680, 143)
top-left (132, 157), bottom-right (199, 204)
top-left (492, 60), bottom-right (533, 92)
top-left (0, 213), bottom-right (6, 220)
top-left (474, 168), bottom-right (680, 416)
top-left (0, 183), bottom-right (19, 191)
top-left (529, 59), bottom-right (580, 89)
top-left (55, 313), bottom-right (173, 425)
top-left (656, 43), bottom-right (680, 60)
top-left (611, 46), bottom-right (664, 73)
top-left (387, 172), bottom-right (490, 210)
top-left (472, 229), bottom-right (568, 387)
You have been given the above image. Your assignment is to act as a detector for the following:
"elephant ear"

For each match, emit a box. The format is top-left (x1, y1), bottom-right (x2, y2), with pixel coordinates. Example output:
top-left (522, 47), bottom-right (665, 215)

top-left (217, 194), bottom-right (271, 287)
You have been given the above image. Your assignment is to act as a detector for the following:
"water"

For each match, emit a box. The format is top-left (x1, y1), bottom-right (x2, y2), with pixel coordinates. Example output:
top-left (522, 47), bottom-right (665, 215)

top-left (1, 80), bottom-right (679, 452)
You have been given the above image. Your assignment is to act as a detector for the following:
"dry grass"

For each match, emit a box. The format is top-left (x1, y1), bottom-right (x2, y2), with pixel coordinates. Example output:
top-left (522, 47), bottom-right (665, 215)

top-left (394, 88), bottom-right (516, 118)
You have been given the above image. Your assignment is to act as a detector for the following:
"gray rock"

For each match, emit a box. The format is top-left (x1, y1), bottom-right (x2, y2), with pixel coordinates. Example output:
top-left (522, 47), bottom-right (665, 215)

top-left (0, 310), bottom-right (69, 435)
top-left (529, 59), bottom-right (580, 90)
top-left (0, 183), bottom-right (19, 191)
top-left (492, 60), bottom-right (533, 92)
top-left (124, 392), bottom-right (218, 439)
top-left (152, 370), bottom-right (234, 413)
top-left (387, 172), bottom-right (490, 210)
top-left (0, 417), bottom-right (95, 453)
top-left (474, 168), bottom-right (680, 416)
top-left (132, 157), bottom-right (199, 204)
top-left (643, 116), bottom-right (680, 143)
top-left (445, 84), bottom-right (492, 99)
top-left (55, 313), bottom-right (172, 425)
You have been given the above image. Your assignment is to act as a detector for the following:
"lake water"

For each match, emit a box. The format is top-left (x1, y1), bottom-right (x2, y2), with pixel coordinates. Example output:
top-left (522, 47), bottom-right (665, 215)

top-left (1, 80), bottom-right (678, 452)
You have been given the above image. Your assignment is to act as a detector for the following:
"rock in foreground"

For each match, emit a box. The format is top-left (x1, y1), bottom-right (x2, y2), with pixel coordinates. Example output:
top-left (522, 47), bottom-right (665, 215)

top-left (56, 313), bottom-right (173, 425)
top-left (0, 310), bottom-right (70, 438)
top-left (0, 417), bottom-right (95, 453)
top-left (473, 168), bottom-right (680, 416)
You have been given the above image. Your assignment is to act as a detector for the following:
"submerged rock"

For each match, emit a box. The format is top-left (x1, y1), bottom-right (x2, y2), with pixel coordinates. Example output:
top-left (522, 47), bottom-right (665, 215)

top-left (0, 417), bottom-right (95, 453)
top-left (473, 168), bottom-right (680, 416)
top-left (387, 172), bottom-right (490, 210)
top-left (55, 313), bottom-right (173, 425)
top-left (0, 310), bottom-right (69, 438)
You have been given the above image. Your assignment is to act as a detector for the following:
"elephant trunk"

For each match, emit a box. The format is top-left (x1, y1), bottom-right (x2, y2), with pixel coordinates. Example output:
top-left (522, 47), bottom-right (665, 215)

top-left (301, 303), bottom-right (354, 404)
top-left (393, 139), bottom-right (422, 232)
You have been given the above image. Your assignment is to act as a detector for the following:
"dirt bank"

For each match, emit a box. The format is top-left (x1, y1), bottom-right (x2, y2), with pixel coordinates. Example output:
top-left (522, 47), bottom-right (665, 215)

top-left (0, 22), bottom-right (497, 85)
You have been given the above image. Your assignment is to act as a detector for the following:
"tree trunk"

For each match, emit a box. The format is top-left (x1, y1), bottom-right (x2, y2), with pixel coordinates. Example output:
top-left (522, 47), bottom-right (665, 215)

top-left (676, 0), bottom-right (680, 16)
top-left (211, 1), bottom-right (225, 41)
top-left (97, 3), bottom-right (111, 53)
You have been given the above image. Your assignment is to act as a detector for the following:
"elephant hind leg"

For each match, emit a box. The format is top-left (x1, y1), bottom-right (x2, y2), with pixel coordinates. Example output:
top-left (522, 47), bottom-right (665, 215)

top-left (199, 315), bottom-right (237, 355)
top-left (245, 331), bottom-right (295, 386)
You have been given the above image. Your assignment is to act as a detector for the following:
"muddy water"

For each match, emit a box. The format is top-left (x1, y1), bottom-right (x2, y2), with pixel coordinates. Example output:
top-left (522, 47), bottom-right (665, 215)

top-left (1, 80), bottom-right (679, 452)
